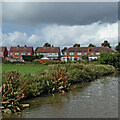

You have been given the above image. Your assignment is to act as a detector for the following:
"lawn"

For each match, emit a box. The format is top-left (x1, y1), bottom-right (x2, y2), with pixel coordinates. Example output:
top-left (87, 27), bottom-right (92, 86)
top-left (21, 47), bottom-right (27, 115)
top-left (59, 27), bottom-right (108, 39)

top-left (2, 64), bottom-right (48, 74)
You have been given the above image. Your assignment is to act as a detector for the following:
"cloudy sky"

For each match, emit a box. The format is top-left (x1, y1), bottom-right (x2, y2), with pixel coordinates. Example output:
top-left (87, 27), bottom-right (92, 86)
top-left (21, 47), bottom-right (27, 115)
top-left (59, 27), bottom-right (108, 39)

top-left (2, 2), bottom-right (118, 49)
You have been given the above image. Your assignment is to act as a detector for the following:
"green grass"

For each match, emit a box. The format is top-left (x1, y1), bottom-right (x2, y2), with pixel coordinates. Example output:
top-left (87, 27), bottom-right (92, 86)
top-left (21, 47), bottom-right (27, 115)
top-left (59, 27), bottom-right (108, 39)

top-left (2, 64), bottom-right (48, 74)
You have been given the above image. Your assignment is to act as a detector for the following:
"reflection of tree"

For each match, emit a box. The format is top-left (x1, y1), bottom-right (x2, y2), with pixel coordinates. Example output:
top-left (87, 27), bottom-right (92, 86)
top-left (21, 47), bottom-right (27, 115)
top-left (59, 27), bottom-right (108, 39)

top-left (70, 82), bottom-right (91, 97)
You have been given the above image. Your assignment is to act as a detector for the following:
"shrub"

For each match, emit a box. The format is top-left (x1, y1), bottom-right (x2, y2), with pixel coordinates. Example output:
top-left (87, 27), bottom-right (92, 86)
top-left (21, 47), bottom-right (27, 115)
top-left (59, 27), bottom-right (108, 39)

top-left (22, 55), bottom-right (36, 62)
top-left (82, 55), bottom-right (89, 61)
top-left (1, 71), bottom-right (30, 113)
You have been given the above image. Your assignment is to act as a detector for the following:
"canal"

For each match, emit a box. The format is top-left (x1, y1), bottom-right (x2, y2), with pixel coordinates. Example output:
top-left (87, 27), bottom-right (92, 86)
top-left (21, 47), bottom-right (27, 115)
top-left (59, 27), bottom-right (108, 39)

top-left (3, 72), bottom-right (119, 118)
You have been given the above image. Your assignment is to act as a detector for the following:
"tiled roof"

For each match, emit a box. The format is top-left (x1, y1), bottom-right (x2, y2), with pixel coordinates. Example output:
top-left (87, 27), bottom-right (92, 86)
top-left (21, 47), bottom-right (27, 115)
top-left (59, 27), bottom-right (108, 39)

top-left (64, 47), bottom-right (114, 53)
top-left (37, 47), bottom-right (60, 53)
top-left (0, 47), bottom-right (7, 52)
top-left (9, 46), bottom-right (33, 52)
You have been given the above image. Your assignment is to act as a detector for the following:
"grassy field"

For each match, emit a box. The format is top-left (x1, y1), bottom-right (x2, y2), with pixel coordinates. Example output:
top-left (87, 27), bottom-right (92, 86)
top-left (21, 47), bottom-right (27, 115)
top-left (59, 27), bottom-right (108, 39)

top-left (2, 64), bottom-right (48, 74)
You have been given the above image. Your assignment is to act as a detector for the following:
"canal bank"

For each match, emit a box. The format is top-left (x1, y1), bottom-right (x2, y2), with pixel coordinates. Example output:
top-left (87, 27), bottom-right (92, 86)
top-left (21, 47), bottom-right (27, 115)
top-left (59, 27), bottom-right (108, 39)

top-left (3, 72), bottom-right (118, 118)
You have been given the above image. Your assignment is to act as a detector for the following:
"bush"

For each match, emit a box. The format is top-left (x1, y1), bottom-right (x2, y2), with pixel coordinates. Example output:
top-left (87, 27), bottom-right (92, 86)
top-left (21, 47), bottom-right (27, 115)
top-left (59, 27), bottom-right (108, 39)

top-left (99, 52), bottom-right (120, 70)
top-left (22, 55), bottom-right (36, 62)
top-left (82, 55), bottom-right (89, 61)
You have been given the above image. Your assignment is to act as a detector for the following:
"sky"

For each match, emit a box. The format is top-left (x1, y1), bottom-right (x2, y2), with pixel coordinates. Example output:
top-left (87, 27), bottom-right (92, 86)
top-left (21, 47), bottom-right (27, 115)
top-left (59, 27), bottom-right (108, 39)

top-left (1, 2), bottom-right (118, 49)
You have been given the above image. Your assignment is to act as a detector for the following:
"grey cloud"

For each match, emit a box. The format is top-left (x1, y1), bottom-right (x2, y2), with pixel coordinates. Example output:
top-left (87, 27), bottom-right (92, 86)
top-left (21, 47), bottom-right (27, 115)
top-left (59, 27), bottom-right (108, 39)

top-left (2, 2), bottom-right (118, 26)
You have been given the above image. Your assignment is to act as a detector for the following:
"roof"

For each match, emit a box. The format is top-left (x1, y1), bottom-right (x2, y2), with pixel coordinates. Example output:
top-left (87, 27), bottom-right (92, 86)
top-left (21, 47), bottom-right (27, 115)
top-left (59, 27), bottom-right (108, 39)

top-left (64, 47), bottom-right (115, 53)
top-left (9, 46), bottom-right (33, 52)
top-left (37, 47), bottom-right (60, 53)
top-left (0, 47), bottom-right (7, 52)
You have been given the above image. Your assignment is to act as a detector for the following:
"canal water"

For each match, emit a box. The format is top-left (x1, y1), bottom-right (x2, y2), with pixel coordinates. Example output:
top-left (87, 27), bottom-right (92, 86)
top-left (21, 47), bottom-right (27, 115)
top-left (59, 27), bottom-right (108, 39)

top-left (3, 73), bottom-right (119, 118)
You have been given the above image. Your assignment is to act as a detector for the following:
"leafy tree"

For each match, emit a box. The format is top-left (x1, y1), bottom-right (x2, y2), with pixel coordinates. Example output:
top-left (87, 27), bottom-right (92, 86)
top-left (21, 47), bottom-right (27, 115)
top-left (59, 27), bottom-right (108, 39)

top-left (99, 52), bottom-right (115, 66)
top-left (88, 44), bottom-right (96, 47)
top-left (101, 40), bottom-right (111, 48)
top-left (115, 42), bottom-right (120, 52)
top-left (82, 55), bottom-right (88, 61)
top-left (61, 47), bottom-right (67, 54)
top-left (73, 43), bottom-right (80, 47)
top-left (99, 52), bottom-right (120, 70)
top-left (35, 47), bottom-right (38, 54)
top-left (44, 43), bottom-right (51, 47)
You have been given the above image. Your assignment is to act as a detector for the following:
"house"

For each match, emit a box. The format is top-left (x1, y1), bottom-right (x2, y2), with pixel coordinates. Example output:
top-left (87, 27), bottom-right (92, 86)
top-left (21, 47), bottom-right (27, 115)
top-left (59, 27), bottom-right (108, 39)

top-left (9, 45), bottom-right (34, 59)
top-left (36, 46), bottom-right (60, 59)
top-left (0, 46), bottom-right (8, 58)
top-left (63, 46), bottom-right (115, 61)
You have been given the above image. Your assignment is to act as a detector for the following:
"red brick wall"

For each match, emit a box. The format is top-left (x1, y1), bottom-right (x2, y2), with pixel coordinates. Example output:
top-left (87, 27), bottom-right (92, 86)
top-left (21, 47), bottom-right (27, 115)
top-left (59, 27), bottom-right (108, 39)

top-left (9, 52), bottom-right (33, 59)
top-left (63, 52), bottom-right (100, 59)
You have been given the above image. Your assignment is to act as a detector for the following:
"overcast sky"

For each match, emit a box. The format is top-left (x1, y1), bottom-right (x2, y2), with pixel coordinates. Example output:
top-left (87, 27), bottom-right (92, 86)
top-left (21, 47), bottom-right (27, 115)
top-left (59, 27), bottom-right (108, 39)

top-left (1, 2), bottom-right (118, 49)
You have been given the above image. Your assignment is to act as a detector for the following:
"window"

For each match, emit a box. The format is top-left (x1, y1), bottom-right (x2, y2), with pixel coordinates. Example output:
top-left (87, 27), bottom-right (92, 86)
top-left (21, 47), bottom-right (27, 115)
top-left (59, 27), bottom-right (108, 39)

top-left (70, 52), bottom-right (74, 55)
top-left (96, 52), bottom-right (100, 55)
top-left (10, 52), bottom-right (12, 55)
top-left (77, 57), bottom-right (79, 60)
top-left (15, 52), bottom-right (19, 55)
top-left (64, 52), bottom-right (67, 55)
top-left (72, 57), bottom-right (74, 61)
top-left (42, 53), bottom-right (46, 55)
top-left (21, 53), bottom-right (25, 55)
top-left (49, 53), bottom-right (52, 55)
top-left (28, 53), bottom-right (30, 55)
top-left (84, 52), bottom-right (87, 55)
top-left (37, 53), bottom-right (40, 56)
top-left (77, 52), bottom-right (81, 55)
top-left (55, 53), bottom-right (58, 55)
top-left (91, 52), bottom-right (93, 55)
top-left (0, 52), bottom-right (3, 55)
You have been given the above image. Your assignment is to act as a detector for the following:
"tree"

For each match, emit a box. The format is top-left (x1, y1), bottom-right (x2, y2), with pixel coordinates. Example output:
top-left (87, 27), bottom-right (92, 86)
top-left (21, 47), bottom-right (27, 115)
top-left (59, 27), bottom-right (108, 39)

top-left (88, 44), bottom-right (96, 47)
top-left (44, 43), bottom-right (51, 47)
top-left (61, 47), bottom-right (67, 54)
top-left (101, 40), bottom-right (111, 48)
top-left (73, 43), bottom-right (80, 47)
top-left (82, 55), bottom-right (88, 61)
top-left (35, 47), bottom-right (38, 54)
top-left (115, 42), bottom-right (120, 52)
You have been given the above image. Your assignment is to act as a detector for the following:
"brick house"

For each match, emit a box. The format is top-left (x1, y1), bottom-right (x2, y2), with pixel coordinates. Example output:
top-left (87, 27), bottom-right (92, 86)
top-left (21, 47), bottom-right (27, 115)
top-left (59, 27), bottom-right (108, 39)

top-left (0, 46), bottom-right (8, 58)
top-left (63, 46), bottom-right (115, 61)
top-left (9, 45), bottom-right (34, 59)
top-left (36, 46), bottom-right (60, 59)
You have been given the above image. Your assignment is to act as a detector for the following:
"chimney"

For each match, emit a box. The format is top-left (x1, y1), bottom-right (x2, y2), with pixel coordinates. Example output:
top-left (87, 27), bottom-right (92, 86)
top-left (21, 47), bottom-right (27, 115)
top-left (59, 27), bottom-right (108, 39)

top-left (24, 45), bottom-right (27, 47)
top-left (17, 45), bottom-right (19, 47)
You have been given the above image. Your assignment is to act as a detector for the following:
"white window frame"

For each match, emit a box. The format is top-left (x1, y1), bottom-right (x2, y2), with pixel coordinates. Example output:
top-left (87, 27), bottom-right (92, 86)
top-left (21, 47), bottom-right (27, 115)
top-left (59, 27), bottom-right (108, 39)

top-left (84, 52), bottom-right (87, 55)
top-left (77, 52), bottom-right (81, 55)
top-left (42, 53), bottom-right (46, 55)
top-left (10, 52), bottom-right (13, 55)
top-left (96, 52), bottom-right (100, 55)
top-left (64, 52), bottom-right (67, 55)
top-left (15, 52), bottom-right (19, 55)
top-left (21, 53), bottom-right (25, 55)
top-left (70, 52), bottom-right (74, 55)
top-left (28, 53), bottom-right (30, 55)
top-left (49, 53), bottom-right (52, 55)
top-left (55, 53), bottom-right (58, 55)
top-left (91, 52), bottom-right (93, 55)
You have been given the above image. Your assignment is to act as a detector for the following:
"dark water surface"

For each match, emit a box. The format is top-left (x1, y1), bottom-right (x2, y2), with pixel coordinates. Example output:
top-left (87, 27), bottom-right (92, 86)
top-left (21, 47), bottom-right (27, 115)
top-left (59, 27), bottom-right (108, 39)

top-left (3, 73), bottom-right (119, 118)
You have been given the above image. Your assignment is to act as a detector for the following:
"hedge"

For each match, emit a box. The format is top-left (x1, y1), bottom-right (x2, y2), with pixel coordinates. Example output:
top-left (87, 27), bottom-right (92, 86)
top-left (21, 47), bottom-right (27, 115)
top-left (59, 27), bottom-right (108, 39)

top-left (22, 55), bottom-right (36, 62)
